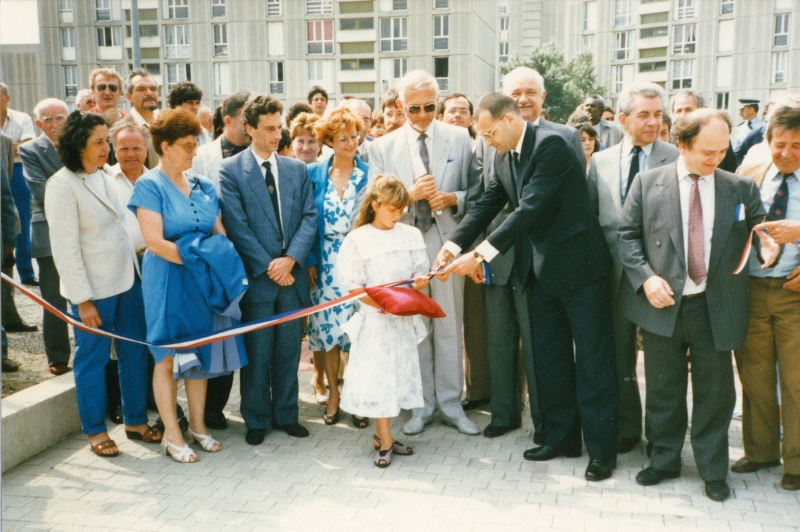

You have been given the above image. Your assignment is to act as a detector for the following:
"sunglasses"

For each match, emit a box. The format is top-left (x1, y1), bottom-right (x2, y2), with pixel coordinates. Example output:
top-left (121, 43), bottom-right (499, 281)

top-left (96, 83), bottom-right (119, 93)
top-left (407, 103), bottom-right (437, 114)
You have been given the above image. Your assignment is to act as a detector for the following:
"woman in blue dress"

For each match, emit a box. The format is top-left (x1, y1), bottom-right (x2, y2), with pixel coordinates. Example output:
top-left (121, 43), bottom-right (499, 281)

top-left (130, 108), bottom-right (248, 463)
top-left (306, 108), bottom-right (368, 427)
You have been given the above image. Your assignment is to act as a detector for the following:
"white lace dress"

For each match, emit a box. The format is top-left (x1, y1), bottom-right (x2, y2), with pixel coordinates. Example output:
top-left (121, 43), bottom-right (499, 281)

top-left (338, 223), bottom-right (430, 418)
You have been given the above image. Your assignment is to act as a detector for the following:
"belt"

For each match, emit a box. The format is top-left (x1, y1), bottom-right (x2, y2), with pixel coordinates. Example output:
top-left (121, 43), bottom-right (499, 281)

top-left (682, 291), bottom-right (705, 299)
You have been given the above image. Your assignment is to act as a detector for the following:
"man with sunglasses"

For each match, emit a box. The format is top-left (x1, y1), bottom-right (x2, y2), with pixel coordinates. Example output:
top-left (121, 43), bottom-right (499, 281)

top-left (368, 70), bottom-right (482, 437)
top-left (89, 68), bottom-right (126, 120)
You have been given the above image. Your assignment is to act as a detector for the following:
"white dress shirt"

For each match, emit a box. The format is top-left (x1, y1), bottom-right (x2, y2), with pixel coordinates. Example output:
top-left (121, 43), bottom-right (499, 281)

top-left (107, 163), bottom-right (147, 254)
top-left (251, 147), bottom-right (283, 226)
top-left (677, 156), bottom-right (715, 295)
top-left (619, 138), bottom-right (653, 199)
top-left (2, 108), bottom-right (35, 163)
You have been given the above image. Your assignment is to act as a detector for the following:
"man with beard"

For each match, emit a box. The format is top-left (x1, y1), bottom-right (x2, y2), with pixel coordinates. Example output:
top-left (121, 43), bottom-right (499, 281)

top-left (125, 68), bottom-right (160, 168)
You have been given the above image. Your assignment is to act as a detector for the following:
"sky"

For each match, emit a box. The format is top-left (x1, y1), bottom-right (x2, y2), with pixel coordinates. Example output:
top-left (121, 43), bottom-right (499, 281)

top-left (0, 0), bottom-right (40, 45)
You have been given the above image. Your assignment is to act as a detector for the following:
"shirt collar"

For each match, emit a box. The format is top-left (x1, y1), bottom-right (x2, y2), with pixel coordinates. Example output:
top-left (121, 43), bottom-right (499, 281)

top-left (621, 137), bottom-right (654, 158)
top-left (251, 147), bottom-right (278, 170)
top-left (405, 119), bottom-right (436, 141)
top-left (767, 164), bottom-right (799, 182)
top-left (677, 155), bottom-right (713, 181)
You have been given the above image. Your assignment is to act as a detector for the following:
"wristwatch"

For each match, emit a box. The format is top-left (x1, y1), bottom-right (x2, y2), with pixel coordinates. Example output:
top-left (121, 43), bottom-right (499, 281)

top-left (473, 251), bottom-right (485, 264)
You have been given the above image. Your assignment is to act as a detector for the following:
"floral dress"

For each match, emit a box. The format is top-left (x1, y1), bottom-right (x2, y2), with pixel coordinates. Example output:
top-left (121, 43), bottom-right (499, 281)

top-left (306, 166), bottom-right (365, 352)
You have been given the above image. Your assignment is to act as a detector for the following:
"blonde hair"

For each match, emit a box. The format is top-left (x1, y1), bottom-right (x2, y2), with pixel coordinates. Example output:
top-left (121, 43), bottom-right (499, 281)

top-left (354, 174), bottom-right (410, 228)
top-left (314, 107), bottom-right (365, 147)
top-left (290, 112), bottom-right (320, 140)
top-left (89, 68), bottom-right (123, 90)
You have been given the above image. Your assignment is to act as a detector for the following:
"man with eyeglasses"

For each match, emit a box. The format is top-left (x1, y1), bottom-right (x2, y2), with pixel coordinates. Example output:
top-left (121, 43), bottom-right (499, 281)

top-left (89, 68), bottom-right (126, 120)
top-left (19, 98), bottom-right (72, 376)
top-left (75, 89), bottom-right (96, 113)
top-left (368, 70), bottom-right (482, 437)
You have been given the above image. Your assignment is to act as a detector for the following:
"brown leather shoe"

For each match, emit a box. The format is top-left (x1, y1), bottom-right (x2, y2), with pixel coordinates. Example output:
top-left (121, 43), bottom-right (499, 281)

top-left (782, 473), bottom-right (800, 491)
top-left (731, 457), bottom-right (781, 473)
top-left (49, 363), bottom-right (71, 376)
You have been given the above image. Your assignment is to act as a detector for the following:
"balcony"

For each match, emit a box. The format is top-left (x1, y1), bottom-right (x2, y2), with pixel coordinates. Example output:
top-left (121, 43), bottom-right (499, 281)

top-left (337, 29), bottom-right (377, 43)
top-left (338, 69), bottom-right (377, 83)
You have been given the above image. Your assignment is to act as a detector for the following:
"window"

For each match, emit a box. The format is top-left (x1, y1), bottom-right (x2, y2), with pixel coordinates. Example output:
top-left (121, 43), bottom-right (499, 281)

top-left (59, 0), bottom-right (74, 23)
top-left (499, 1), bottom-right (508, 15)
top-left (583, 2), bottom-right (597, 31)
top-left (341, 1), bottom-right (374, 14)
top-left (717, 20), bottom-right (734, 52)
top-left (772, 51), bottom-right (787, 83)
top-left (140, 63), bottom-right (160, 75)
top-left (341, 58), bottom-right (375, 70)
top-left (307, 21), bottom-right (334, 54)
top-left (393, 58), bottom-right (407, 79)
top-left (720, 0), bottom-right (734, 15)
top-left (267, 0), bottom-right (282, 16)
top-left (61, 28), bottom-right (76, 61)
top-left (127, 25), bottom-right (158, 37)
top-left (613, 0), bottom-right (633, 27)
top-left (641, 12), bottom-right (668, 24)
top-left (213, 24), bottom-right (227, 57)
top-left (671, 59), bottom-right (693, 89)
top-left (640, 47), bottom-right (666, 58)
top-left (715, 92), bottom-right (729, 110)
top-left (380, 17), bottom-right (407, 51)
top-left (308, 60), bottom-right (334, 89)
top-left (340, 42), bottom-right (374, 53)
top-left (435, 0), bottom-right (449, 7)
top-left (63, 66), bottom-right (78, 98)
top-left (128, 48), bottom-right (160, 60)
top-left (434, 56), bottom-right (449, 91)
top-left (340, 18), bottom-right (374, 30)
top-left (581, 35), bottom-right (594, 50)
top-left (499, 42), bottom-right (510, 62)
top-left (269, 61), bottom-right (284, 94)
top-left (306, 0), bottom-right (333, 15)
top-left (212, 0), bottom-right (226, 18)
top-left (166, 0), bottom-right (189, 19)
top-left (640, 27), bottom-right (668, 38)
top-left (500, 17), bottom-right (510, 39)
top-left (611, 64), bottom-right (633, 93)
top-left (716, 56), bottom-right (732, 87)
top-left (166, 63), bottom-right (190, 89)
top-left (95, 0), bottom-right (111, 21)
top-left (613, 31), bottom-right (633, 60)
top-left (774, 0), bottom-right (792, 10)
top-left (126, 8), bottom-right (157, 20)
top-left (164, 25), bottom-right (190, 58)
top-left (393, 0), bottom-right (407, 9)
top-left (675, 0), bottom-right (695, 19)
top-left (433, 15), bottom-right (449, 50)
top-left (268, 21), bottom-right (284, 55)
top-left (673, 24), bottom-right (696, 54)
top-left (774, 14), bottom-right (790, 47)
top-left (639, 61), bottom-right (667, 72)
top-left (97, 26), bottom-right (121, 47)
top-left (341, 82), bottom-right (375, 94)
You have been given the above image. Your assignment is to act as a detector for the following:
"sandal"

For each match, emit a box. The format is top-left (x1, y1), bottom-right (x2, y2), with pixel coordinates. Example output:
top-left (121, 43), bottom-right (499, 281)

top-left (352, 415), bottom-right (369, 429)
top-left (323, 408), bottom-right (340, 426)
top-left (372, 435), bottom-right (413, 456)
top-left (90, 439), bottom-right (119, 458)
top-left (188, 429), bottom-right (221, 452)
top-left (125, 425), bottom-right (163, 444)
top-left (374, 447), bottom-right (393, 468)
top-left (162, 437), bottom-right (199, 463)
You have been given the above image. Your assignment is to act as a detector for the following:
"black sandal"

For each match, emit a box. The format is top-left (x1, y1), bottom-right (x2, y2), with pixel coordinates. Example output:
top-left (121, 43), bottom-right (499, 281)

top-left (352, 415), bottom-right (369, 429)
top-left (323, 409), bottom-right (340, 425)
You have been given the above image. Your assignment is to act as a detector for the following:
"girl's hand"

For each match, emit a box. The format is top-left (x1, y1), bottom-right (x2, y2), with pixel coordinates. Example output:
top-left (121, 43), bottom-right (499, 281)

top-left (411, 276), bottom-right (429, 291)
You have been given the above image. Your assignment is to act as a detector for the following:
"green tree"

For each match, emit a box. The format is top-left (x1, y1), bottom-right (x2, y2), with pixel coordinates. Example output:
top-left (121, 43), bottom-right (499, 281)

top-left (501, 42), bottom-right (606, 125)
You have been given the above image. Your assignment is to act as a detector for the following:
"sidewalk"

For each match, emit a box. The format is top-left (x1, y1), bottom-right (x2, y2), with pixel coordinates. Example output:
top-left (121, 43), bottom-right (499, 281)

top-left (3, 367), bottom-right (799, 532)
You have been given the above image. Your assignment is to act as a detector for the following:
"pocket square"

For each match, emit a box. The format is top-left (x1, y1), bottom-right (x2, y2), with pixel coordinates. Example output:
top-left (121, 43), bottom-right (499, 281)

top-left (734, 203), bottom-right (746, 222)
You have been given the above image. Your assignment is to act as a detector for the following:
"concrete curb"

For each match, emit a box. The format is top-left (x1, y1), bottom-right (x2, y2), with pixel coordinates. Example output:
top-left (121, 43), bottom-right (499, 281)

top-left (2, 372), bottom-right (80, 473)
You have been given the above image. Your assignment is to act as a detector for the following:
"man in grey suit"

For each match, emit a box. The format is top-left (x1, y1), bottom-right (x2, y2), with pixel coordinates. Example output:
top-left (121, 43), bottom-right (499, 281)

top-left (368, 70), bottom-right (481, 436)
top-left (584, 95), bottom-right (624, 148)
top-left (618, 109), bottom-right (778, 501)
top-left (219, 94), bottom-right (317, 446)
top-left (19, 98), bottom-right (72, 375)
top-left (587, 83), bottom-right (679, 454)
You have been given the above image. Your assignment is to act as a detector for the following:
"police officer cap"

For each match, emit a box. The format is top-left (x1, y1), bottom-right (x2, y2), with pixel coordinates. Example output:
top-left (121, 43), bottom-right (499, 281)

top-left (738, 98), bottom-right (760, 106)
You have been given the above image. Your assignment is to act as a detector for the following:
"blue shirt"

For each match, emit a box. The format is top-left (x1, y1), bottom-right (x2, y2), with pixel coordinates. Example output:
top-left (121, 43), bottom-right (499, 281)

top-left (749, 166), bottom-right (800, 278)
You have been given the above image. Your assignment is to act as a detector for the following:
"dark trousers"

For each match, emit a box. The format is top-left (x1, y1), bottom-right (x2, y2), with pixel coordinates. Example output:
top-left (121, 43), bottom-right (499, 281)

top-left (1, 265), bottom-right (25, 328)
top-left (239, 286), bottom-right (303, 430)
top-left (36, 256), bottom-right (70, 366)
top-left (529, 275), bottom-right (618, 461)
top-left (612, 273), bottom-right (642, 440)
top-left (9, 163), bottom-right (33, 281)
top-left (205, 373), bottom-right (234, 414)
top-left (642, 294), bottom-right (735, 481)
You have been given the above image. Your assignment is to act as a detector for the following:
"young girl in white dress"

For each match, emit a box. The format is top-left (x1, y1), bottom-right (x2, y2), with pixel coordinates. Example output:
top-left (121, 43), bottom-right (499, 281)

top-left (338, 174), bottom-right (431, 468)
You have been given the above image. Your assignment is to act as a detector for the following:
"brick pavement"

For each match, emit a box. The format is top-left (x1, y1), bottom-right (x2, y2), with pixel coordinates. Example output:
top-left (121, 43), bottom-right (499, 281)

top-left (3, 367), bottom-right (800, 532)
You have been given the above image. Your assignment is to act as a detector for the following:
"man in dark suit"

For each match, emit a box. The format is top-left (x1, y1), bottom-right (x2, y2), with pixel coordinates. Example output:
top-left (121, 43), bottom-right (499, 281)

top-left (19, 98), bottom-right (71, 375)
top-left (219, 94), bottom-right (317, 446)
top-left (618, 109), bottom-right (778, 502)
top-left (436, 93), bottom-right (619, 481)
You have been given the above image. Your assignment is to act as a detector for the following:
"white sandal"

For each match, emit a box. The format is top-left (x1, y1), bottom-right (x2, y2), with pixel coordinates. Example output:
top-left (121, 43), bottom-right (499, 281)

top-left (189, 429), bottom-right (221, 452)
top-left (162, 437), bottom-right (199, 463)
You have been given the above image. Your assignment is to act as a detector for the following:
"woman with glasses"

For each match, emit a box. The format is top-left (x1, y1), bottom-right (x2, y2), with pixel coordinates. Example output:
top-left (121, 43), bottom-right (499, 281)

top-left (129, 108), bottom-right (248, 463)
top-left (306, 108), bottom-right (369, 428)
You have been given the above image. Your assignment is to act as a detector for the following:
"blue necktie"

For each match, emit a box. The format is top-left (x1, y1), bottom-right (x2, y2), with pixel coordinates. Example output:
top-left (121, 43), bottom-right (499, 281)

top-left (769, 173), bottom-right (792, 221)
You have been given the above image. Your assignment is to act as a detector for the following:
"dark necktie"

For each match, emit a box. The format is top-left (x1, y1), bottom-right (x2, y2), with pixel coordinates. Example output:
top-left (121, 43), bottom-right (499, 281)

top-left (511, 151), bottom-right (522, 195)
top-left (262, 161), bottom-right (284, 247)
top-left (415, 133), bottom-right (433, 232)
top-left (623, 145), bottom-right (642, 203)
top-left (687, 173), bottom-right (706, 285)
top-left (747, 121), bottom-right (753, 130)
top-left (769, 173), bottom-right (792, 221)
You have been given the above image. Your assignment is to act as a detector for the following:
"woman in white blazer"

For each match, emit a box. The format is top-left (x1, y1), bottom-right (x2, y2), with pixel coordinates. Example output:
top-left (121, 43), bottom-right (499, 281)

top-left (45, 111), bottom-right (161, 458)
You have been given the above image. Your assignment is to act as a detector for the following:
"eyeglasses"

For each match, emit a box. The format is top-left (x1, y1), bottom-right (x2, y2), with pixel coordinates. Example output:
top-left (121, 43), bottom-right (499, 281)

top-left (481, 119), bottom-right (503, 141)
top-left (174, 141), bottom-right (199, 153)
top-left (96, 84), bottom-right (119, 93)
top-left (445, 108), bottom-right (471, 116)
top-left (40, 115), bottom-right (67, 125)
top-left (407, 103), bottom-right (437, 115)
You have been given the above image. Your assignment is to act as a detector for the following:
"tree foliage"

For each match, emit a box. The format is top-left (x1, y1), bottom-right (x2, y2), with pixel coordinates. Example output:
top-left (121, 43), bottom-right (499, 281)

top-left (501, 42), bottom-right (607, 125)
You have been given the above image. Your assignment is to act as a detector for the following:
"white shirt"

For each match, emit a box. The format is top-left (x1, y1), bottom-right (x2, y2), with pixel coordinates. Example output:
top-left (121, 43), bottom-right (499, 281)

top-left (677, 156), bottom-right (715, 295)
top-left (2, 108), bottom-right (35, 163)
top-left (107, 163), bottom-right (147, 253)
top-left (404, 120), bottom-right (436, 180)
top-left (619, 138), bottom-right (653, 200)
top-left (128, 107), bottom-right (158, 127)
top-left (251, 148), bottom-right (283, 234)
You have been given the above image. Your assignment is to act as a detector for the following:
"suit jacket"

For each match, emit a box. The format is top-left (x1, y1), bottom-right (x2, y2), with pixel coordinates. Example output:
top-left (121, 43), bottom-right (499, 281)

top-left (587, 138), bottom-right (679, 295)
top-left (190, 135), bottom-right (224, 190)
top-left (540, 118), bottom-right (584, 161)
top-left (44, 166), bottom-right (138, 304)
top-left (218, 149), bottom-right (317, 306)
top-left (598, 119), bottom-right (624, 148)
top-left (19, 135), bottom-right (63, 258)
top-left (366, 121), bottom-right (479, 242)
top-left (1, 133), bottom-right (14, 179)
top-left (451, 122), bottom-right (612, 295)
top-left (617, 162), bottom-right (767, 351)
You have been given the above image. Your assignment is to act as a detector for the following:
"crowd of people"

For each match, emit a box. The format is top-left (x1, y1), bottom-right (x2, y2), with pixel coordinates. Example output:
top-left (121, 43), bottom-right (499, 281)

top-left (1, 63), bottom-right (799, 501)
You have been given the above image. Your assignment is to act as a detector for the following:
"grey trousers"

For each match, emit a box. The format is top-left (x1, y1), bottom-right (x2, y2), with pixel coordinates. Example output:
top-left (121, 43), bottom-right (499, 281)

top-left (612, 274), bottom-right (642, 440)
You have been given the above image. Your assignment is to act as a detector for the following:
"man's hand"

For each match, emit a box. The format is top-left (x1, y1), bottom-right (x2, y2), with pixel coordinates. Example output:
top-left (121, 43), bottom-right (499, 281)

top-left (755, 228), bottom-right (780, 269)
top-left (432, 247), bottom-right (454, 273)
top-left (408, 174), bottom-right (436, 202)
top-left (267, 256), bottom-right (296, 286)
top-left (444, 253), bottom-right (482, 278)
top-left (411, 276), bottom-right (429, 291)
top-left (427, 191), bottom-right (457, 212)
top-left (307, 265), bottom-right (317, 289)
top-left (643, 275), bottom-right (676, 309)
top-left (784, 265), bottom-right (800, 292)
top-left (77, 301), bottom-right (102, 328)
top-left (467, 267), bottom-right (486, 285)
top-left (755, 219), bottom-right (800, 245)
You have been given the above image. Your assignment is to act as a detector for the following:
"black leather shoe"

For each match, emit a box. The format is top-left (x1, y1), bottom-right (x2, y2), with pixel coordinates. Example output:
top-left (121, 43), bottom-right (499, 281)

top-left (533, 431), bottom-right (546, 446)
top-left (273, 422), bottom-right (309, 438)
top-left (635, 467), bottom-right (680, 486)
top-left (108, 404), bottom-right (123, 425)
top-left (617, 436), bottom-right (641, 454)
top-left (730, 457), bottom-right (781, 473)
top-left (483, 423), bottom-right (520, 438)
top-left (1, 358), bottom-right (19, 372)
top-left (523, 445), bottom-right (582, 461)
top-left (21, 277), bottom-right (39, 287)
top-left (585, 458), bottom-right (616, 481)
top-left (5, 323), bottom-right (38, 333)
top-left (246, 428), bottom-right (266, 445)
top-left (205, 410), bottom-right (228, 430)
top-left (462, 398), bottom-right (489, 411)
top-left (704, 480), bottom-right (730, 502)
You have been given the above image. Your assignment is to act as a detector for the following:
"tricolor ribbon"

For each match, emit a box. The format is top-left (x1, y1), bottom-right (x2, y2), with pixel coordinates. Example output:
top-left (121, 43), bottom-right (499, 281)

top-left (733, 228), bottom-right (755, 275)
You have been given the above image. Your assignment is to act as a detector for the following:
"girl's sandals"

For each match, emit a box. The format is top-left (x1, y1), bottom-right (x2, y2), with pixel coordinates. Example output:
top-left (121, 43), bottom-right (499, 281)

top-left (90, 439), bottom-right (119, 458)
top-left (374, 446), bottom-right (393, 468)
top-left (162, 437), bottom-right (199, 463)
top-left (352, 415), bottom-right (369, 429)
top-left (188, 429), bottom-right (221, 452)
top-left (323, 408), bottom-right (340, 425)
top-left (372, 435), bottom-right (413, 456)
top-left (125, 425), bottom-right (163, 444)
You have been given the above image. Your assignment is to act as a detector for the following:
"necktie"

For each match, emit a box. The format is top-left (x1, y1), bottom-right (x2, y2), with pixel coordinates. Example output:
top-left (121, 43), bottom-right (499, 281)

top-left (623, 145), bottom-right (642, 203)
top-left (687, 173), bottom-right (707, 285)
top-left (747, 121), bottom-right (753, 130)
top-left (415, 133), bottom-right (433, 232)
top-left (262, 161), bottom-right (284, 247)
top-left (769, 173), bottom-right (791, 221)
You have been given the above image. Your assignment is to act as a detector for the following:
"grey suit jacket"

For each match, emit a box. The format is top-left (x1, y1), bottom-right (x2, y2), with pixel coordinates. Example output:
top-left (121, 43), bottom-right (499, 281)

top-left (587, 138), bottom-right (679, 295)
top-left (218, 149), bottom-right (317, 306)
top-left (19, 135), bottom-right (63, 258)
top-left (598, 119), bottom-right (624, 148)
top-left (617, 162), bottom-right (767, 351)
